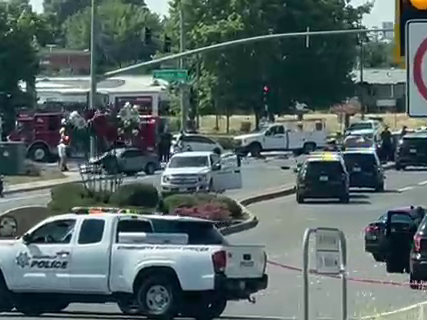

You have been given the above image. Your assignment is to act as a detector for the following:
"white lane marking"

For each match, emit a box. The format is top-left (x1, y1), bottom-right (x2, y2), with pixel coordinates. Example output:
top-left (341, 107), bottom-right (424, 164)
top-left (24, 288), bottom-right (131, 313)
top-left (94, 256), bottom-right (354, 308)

top-left (361, 300), bottom-right (427, 320)
top-left (398, 186), bottom-right (415, 192)
top-left (418, 180), bottom-right (427, 186)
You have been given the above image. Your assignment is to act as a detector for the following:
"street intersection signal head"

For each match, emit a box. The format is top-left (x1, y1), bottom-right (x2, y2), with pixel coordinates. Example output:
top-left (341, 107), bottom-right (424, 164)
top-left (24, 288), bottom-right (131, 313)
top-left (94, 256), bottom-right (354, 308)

top-left (397, 0), bottom-right (427, 58)
top-left (410, 0), bottom-right (427, 10)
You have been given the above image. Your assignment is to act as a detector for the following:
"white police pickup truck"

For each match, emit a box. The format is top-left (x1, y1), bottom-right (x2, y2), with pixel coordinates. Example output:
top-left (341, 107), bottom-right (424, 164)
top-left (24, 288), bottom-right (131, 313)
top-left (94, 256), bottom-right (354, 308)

top-left (0, 213), bottom-right (267, 319)
top-left (161, 151), bottom-right (242, 194)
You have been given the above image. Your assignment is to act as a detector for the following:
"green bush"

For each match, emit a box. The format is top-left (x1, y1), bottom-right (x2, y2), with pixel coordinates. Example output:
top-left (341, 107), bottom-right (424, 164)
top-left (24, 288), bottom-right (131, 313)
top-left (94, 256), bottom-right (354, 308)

top-left (109, 183), bottom-right (159, 208)
top-left (163, 193), bottom-right (243, 219)
top-left (48, 183), bottom-right (96, 214)
top-left (216, 196), bottom-right (242, 218)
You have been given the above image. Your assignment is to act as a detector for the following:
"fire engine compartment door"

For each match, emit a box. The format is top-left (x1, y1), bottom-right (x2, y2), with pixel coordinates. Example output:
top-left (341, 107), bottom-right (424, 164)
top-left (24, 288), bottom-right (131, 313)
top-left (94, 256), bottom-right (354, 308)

top-left (219, 153), bottom-right (242, 190)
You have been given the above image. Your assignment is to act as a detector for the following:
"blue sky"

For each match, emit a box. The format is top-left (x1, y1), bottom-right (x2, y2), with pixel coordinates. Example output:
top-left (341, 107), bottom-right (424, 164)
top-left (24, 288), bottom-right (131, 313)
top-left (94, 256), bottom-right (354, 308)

top-left (29, 0), bottom-right (393, 27)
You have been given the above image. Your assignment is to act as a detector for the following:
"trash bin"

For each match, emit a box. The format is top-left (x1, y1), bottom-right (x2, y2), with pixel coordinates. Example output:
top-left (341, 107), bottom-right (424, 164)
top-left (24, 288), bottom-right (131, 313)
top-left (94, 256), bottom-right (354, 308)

top-left (0, 142), bottom-right (26, 175)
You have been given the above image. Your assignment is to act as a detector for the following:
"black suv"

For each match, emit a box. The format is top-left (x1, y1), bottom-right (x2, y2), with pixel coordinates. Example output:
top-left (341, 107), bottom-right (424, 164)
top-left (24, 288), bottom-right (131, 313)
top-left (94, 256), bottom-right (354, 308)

top-left (342, 149), bottom-right (385, 191)
top-left (295, 154), bottom-right (350, 203)
top-left (395, 132), bottom-right (427, 170)
top-left (409, 211), bottom-right (427, 289)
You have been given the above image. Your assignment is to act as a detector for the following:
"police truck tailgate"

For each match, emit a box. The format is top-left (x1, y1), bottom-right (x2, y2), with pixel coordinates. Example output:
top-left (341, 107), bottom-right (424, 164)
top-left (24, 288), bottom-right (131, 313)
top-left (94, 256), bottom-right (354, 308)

top-left (224, 246), bottom-right (266, 278)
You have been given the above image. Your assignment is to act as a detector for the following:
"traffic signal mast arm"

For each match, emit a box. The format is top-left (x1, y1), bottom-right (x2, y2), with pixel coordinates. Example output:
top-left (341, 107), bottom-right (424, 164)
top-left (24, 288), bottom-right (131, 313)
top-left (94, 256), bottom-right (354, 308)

top-left (105, 27), bottom-right (392, 78)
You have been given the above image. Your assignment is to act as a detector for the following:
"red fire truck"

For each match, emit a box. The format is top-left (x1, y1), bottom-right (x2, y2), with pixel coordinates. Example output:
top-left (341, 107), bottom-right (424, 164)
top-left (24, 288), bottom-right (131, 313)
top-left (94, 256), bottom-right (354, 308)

top-left (8, 111), bottom-right (164, 162)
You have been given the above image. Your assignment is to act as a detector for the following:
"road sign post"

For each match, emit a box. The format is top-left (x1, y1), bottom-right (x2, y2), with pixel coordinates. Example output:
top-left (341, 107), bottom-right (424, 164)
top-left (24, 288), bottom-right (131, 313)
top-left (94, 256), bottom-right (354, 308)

top-left (302, 227), bottom-right (347, 320)
top-left (406, 20), bottom-right (427, 117)
top-left (153, 69), bottom-right (188, 83)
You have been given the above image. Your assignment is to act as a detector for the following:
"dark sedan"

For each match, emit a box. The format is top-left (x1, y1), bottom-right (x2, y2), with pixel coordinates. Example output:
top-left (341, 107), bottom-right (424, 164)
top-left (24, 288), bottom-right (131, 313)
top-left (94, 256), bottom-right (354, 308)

top-left (365, 207), bottom-right (423, 263)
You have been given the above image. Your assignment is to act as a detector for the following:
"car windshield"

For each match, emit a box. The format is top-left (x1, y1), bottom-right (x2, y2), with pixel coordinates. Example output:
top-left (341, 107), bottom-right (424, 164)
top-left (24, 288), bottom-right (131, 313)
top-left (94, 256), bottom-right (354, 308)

top-left (348, 123), bottom-right (373, 131)
top-left (151, 220), bottom-right (228, 245)
top-left (168, 156), bottom-right (209, 168)
top-left (343, 153), bottom-right (376, 170)
top-left (378, 212), bottom-right (416, 224)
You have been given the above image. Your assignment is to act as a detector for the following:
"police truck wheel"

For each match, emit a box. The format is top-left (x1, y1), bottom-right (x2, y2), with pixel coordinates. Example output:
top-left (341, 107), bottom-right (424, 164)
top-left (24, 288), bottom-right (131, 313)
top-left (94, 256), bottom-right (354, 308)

top-left (182, 298), bottom-right (227, 320)
top-left (0, 273), bottom-right (13, 312)
top-left (117, 298), bottom-right (140, 315)
top-left (136, 274), bottom-right (179, 319)
top-left (14, 295), bottom-right (46, 316)
top-left (28, 144), bottom-right (50, 162)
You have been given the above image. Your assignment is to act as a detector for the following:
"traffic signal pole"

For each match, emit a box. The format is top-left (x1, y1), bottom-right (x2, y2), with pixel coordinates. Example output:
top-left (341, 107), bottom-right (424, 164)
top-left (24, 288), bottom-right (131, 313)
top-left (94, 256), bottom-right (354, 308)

top-left (104, 27), bottom-right (393, 78)
top-left (179, 1), bottom-right (188, 132)
top-left (89, 0), bottom-right (98, 158)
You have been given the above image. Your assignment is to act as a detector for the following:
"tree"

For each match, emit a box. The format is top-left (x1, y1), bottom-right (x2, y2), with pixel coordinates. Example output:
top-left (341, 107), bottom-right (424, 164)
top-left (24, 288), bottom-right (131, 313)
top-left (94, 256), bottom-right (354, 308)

top-left (63, 0), bottom-right (161, 70)
top-left (0, 1), bottom-right (46, 133)
top-left (363, 41), bottom-right (396, 68)
top-left (167, 0), bottom-right (372, 122)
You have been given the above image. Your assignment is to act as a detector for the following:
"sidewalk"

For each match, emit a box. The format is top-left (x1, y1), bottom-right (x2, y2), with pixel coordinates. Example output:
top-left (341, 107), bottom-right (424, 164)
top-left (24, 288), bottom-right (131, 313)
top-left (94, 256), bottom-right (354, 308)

top-left (4, 172), bottom-right (81, 195)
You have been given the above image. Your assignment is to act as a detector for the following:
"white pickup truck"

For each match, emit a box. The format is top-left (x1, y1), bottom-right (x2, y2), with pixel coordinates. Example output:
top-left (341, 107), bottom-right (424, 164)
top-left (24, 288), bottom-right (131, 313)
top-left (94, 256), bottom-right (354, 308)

top-left (234, 123), bottom-right (327, 156)
top-left (0, 213), bottom-right (267, 318)
top-left (161, 151), bottom-right (242, 194)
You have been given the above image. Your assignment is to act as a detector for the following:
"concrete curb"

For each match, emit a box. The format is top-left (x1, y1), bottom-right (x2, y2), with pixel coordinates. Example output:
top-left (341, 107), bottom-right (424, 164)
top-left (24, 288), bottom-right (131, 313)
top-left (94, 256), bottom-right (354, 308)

top-left (219, 186), bottom-right (296, 236)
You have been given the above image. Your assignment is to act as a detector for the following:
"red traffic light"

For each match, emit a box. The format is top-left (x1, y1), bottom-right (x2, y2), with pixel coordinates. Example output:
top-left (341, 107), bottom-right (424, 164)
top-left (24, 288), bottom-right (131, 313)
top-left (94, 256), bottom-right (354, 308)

top-left (263, 86), bottom-right (270, 93)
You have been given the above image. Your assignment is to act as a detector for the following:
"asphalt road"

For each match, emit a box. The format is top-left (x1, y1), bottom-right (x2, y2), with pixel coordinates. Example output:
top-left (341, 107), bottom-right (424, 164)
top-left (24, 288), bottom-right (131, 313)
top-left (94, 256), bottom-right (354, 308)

top-left (225, 168), bottom-right (427, 319)
top-left (4, 163), bottom-right (427, 319)
top-left (0, 158), bottom-right (294, 213)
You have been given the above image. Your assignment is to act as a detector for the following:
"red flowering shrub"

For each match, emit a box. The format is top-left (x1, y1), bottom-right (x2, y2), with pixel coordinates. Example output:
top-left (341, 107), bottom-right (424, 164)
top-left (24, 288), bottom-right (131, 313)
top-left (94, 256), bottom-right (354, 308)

top-left (172, 201), bottom-right (231, 221)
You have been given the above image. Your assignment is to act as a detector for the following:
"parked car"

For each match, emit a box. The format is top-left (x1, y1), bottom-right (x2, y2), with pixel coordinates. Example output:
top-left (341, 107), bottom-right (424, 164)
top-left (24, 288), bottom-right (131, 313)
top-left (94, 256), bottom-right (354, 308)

top-left (295, 152), bottom-right (350, 203)
top-left (395, 131), bottom-right (427, 170)
top-left (80, 147), bottom-right (160, 175)
top-left (171, 134), bottom-right (224, 154)
top-left (342, 148), bottom-right (385, 191)
top-left (364, 207), bottom-right (423, 262)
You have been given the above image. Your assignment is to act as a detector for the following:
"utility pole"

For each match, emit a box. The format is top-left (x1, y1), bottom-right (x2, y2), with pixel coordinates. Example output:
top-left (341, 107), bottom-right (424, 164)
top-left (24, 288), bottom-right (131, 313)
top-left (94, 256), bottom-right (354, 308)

top-left (179, 1), bottom-right (187, 132)
top-left (89, 0), bottom-right (97, 158)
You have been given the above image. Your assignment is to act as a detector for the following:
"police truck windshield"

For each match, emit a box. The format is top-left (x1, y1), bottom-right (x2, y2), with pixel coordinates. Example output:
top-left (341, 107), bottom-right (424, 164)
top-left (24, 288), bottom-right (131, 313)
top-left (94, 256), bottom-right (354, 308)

top-left (168, 156), bottom-right (209, 168)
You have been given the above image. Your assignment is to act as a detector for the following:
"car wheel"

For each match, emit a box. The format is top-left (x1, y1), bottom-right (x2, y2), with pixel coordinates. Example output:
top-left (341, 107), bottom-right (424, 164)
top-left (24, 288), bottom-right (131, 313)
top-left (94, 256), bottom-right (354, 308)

top-left (340, 194), bottom-right (350, 203)
top-left (375, 183), bottom-right (385, 192)
top-left (303, 142), bottom-right (316, 154)
top-left (136, 273), bottom-right (180, 319)
top-left (249, 143), bottom-right (262, 157)
top-left (386, 260), bottom-right (404, 273)
top-left (395, 163), bottom-right (402, 171)
top-left (410, 273), bottom-right (423, 290)
top-left (372, 253), bottom-right (385, 262)
top-left (145, 162), bottom-right (156, 175)
top-left (296, 193), bottom-right (305, 203)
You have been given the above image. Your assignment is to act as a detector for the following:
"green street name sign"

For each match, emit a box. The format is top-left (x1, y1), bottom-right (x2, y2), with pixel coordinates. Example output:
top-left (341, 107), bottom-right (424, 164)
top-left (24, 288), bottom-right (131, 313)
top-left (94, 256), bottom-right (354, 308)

top-left (153, 69), bottom-right (188, 82)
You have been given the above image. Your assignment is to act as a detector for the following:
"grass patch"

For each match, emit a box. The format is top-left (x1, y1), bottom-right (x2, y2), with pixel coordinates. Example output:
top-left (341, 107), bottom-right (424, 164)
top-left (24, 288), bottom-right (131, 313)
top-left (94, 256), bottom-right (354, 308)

top-left (5, 162), bottom-right (66, 185)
